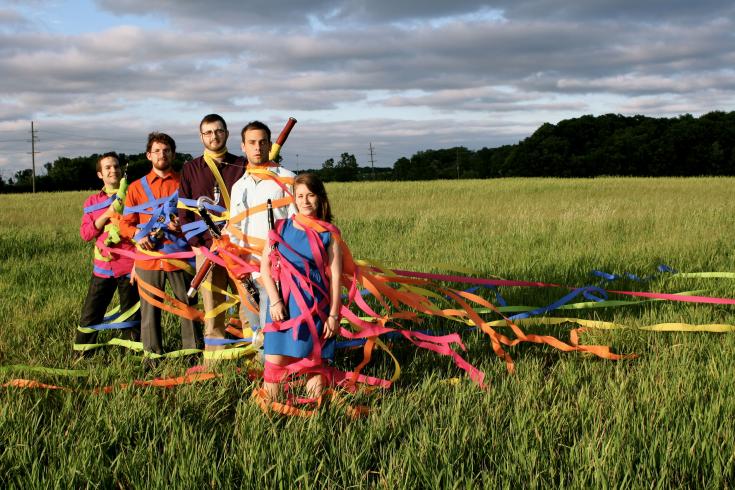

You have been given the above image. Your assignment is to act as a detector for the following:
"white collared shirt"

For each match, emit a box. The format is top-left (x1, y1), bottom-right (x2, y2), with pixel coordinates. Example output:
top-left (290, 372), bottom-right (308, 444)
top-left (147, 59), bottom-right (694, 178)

top-left (228, 165), bottom-right (296, 273)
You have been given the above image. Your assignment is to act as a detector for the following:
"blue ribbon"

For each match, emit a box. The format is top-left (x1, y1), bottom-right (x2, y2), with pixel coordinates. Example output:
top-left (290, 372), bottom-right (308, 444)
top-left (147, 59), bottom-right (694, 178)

top-left (85, 320), bottom-right (140, 331)
top-left (508, 286), bottom-right (608, 321)
top-left (84, 196), bottom-right (115, 214)
top-left (592, 264), bottom-right (677, 284)
top-left (92, 264), bottom-right (114, 277)
top-left (204, 337), bottom-right (250, 346)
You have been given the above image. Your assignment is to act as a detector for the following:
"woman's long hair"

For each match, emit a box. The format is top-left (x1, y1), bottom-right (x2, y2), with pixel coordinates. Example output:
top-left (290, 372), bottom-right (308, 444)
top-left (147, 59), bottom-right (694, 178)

top-left (294, 173), bottom-right (333, 223)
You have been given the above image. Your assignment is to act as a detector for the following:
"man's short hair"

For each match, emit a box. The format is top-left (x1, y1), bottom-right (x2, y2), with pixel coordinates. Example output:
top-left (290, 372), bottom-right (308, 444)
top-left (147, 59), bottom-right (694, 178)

top-left (96, 151), bottom-right (119, 172)
top-left (200, 114), bottom-right (227, 132)
top-left (241, 121), bottom-right (271, 142)
top-left (146, 132), bottom-right (176, 154)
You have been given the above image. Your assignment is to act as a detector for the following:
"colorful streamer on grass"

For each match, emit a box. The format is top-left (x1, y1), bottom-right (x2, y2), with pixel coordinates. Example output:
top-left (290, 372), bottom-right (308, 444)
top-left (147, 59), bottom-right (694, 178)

top-left (6, 173), bottom-right (735, 418)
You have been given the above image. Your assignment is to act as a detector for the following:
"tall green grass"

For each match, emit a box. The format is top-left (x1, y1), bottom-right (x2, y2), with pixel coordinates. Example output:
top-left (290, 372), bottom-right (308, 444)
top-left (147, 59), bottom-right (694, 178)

top-left (1, 178), bottom-right (734, 488)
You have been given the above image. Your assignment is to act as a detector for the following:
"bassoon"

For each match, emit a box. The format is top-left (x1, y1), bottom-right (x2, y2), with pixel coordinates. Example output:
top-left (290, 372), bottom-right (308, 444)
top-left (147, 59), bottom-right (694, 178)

top-left (268, 117), bottom-right (297, 162)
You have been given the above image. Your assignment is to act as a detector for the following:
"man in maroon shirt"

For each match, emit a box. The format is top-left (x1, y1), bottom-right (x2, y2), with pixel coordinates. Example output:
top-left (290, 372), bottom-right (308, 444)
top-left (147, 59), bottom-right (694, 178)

top-left (178, 114), bottom-right (247, 363)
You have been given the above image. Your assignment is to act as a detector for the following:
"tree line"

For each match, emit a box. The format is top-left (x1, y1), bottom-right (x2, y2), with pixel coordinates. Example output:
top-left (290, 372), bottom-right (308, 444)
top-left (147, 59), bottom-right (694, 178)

top-left (305, 111), bottom-right (735, 180)
top-left (1, 153), bottom-right (192, 193)
top-left (2, 111), bottom-right (733, 192)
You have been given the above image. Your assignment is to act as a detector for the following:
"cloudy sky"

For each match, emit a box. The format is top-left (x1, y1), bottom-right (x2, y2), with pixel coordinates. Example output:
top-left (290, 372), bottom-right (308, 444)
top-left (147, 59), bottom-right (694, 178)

top-left (0, 0), bottom-right (733, 179)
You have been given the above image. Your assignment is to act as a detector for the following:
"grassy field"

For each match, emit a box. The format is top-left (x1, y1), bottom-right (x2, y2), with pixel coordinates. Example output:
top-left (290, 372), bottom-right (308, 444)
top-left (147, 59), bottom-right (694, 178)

top-left (1, 177), bottom-right (735, 488)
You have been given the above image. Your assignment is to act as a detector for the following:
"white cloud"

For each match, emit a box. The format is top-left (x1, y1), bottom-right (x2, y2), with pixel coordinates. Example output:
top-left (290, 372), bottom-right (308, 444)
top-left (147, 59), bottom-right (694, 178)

top-left (0, 1), bottom-right (734, 176)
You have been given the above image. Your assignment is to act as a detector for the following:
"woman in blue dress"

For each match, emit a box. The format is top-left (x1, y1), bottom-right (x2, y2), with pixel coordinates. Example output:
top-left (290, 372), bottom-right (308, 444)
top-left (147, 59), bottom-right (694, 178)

top-left (259, 173), bottom-right (342, 401)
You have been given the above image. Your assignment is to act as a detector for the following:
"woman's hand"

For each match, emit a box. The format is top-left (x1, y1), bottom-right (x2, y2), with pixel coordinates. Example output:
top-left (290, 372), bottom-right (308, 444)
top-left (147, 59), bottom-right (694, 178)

top-left (269, 300), bottom-right (287, 322)
top-left (324, 315), bottom-right (339, 339)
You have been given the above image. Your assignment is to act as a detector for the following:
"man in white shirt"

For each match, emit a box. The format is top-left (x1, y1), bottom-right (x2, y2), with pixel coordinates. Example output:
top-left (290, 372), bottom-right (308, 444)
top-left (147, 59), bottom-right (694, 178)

top-left (229, 121), bottom-right (296, 347)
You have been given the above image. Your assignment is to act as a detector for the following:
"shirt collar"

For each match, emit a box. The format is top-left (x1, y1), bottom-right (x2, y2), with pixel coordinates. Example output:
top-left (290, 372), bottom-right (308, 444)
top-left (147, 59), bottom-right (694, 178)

top-left (147, 170), bottom-right (178, 183)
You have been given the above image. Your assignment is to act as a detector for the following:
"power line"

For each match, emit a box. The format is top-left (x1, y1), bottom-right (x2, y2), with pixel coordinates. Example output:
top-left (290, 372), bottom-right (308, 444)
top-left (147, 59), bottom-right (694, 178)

top-left (29, 121), bottom-right (39, 193)
top-left (41, 128), bottom-right (144, 143)
top-left (368, 142), bottom-right (376, 179)
top-left (456, 147), bottom-right (460, 179)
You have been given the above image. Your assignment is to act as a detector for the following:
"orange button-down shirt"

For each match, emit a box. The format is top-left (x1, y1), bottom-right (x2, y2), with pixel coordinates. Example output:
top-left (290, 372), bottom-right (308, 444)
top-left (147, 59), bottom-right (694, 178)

top-left (120, 170), bottom-right (187, 271)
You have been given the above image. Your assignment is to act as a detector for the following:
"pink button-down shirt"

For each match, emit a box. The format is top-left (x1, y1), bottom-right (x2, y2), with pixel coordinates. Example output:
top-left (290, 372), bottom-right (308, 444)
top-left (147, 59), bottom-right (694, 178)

top-left (80, 189), bottom-right (136, 278)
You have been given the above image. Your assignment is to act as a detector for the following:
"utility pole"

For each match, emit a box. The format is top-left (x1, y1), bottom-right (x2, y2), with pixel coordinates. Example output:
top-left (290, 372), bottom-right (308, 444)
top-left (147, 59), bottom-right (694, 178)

top-left (296, 153), bottom-right (299, 173)
top-left (29, 121), bottom-right (39, 193)
top-left (368, 142), bottom-right (375, 179)
top-left (456, 147), bottom-right (460, 179)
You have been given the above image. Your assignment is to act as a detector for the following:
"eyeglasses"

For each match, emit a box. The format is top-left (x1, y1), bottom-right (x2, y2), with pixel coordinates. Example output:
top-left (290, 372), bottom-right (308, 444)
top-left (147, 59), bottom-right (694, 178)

top-left (201, 129), bottom-right (227, 138)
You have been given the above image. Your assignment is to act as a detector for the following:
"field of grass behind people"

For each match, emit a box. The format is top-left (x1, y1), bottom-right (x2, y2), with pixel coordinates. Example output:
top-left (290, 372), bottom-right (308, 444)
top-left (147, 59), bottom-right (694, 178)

top-left (1, 177), bottom-right (735, 488)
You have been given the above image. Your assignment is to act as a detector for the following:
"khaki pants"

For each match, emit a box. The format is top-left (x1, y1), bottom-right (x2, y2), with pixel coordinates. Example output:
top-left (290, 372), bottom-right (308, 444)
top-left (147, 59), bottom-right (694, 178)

top-left (136, 267), bottom-right (200, 354)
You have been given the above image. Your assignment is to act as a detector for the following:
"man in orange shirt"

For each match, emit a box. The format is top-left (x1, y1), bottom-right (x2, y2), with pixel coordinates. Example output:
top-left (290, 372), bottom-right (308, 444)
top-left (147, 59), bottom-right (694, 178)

top-left (120, 132), bottom-right (200, 361)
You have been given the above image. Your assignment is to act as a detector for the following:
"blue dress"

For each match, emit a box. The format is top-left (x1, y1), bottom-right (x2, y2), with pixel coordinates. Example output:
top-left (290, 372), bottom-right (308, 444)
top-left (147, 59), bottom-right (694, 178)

top-left (263, 219), bottom-right (336, 360)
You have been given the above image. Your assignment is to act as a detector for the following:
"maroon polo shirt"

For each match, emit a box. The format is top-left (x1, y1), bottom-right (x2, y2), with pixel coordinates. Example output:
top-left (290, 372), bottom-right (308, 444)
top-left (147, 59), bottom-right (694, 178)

top-left (178, 152), bottom-right (246, 248)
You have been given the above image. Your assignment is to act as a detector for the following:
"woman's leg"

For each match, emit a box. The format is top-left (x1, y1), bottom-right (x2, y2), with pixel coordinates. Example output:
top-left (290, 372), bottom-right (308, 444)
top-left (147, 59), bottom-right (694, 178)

top-left (263, 354), bottom-right (294, 401)
top-left (305, 373), bottom-right (324, 400)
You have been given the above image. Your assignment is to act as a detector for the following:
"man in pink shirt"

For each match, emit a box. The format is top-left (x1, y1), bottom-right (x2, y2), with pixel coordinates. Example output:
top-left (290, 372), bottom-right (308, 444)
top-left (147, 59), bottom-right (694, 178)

top-left (74, 152), bottom-right (140, 356)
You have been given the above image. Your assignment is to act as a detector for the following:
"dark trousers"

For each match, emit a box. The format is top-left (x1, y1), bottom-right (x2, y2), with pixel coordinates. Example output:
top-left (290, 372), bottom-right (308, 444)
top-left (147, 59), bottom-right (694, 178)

top-left (75, 274), bottom-right (141, 347)
top-left (136, 267), bottom-right (201, 354)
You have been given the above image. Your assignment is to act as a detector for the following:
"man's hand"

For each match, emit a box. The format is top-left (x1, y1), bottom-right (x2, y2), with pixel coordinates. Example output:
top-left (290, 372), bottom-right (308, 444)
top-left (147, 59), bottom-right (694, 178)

top-left (167, 215), bottom-right (181, 232)
top-left (129, 268), bottom-right (138, 285)
top-left (104, 202), bottom-right (117, 218)
top-left (94, 203), bottom-right (117, 230)
top-left (138, 235), bottom-right (155, 251)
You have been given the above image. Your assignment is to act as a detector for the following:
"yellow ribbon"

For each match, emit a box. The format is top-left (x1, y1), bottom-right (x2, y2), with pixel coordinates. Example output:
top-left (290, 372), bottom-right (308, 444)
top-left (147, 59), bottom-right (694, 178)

top-left (375, 337), bottom-right (401, 384)
top-left (485, 316), bottom-right (735, 333)
top-left (203, 147), bottom-right (231, 209)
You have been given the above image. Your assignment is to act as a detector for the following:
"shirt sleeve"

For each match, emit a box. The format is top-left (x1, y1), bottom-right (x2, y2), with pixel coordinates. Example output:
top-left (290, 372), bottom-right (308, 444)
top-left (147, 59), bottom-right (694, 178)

top-left (118, 183), bottom-right (140, 241)
top-left (284, 170), bottom-right (297, 217)
top-left (178, 162), bottom-right (207, 248)
top-left (227, 180), bottom-right (243, 247)
top-left (79, 198), bottom-right (102, 242)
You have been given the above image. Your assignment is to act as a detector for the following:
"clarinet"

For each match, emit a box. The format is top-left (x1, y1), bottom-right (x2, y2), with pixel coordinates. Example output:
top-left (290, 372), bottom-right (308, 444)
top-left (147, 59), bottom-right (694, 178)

top-left (267, 199), bottom-right (288, 319)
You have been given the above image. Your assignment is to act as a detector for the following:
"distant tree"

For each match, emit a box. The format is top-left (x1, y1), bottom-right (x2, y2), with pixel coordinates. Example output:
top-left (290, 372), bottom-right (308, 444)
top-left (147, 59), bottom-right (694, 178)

top-left (393, 157), bottom-right (411, 180)
top-left (318, 158), bottom-right (335, 181)
top-left (10, 168), bottom-right (51, 192)
top-left (336, 153), bottom-right (357, 168)
top-left (334, 152), bottom-right (358, 181)
top-left (45, 155), bottom-right (98, 190)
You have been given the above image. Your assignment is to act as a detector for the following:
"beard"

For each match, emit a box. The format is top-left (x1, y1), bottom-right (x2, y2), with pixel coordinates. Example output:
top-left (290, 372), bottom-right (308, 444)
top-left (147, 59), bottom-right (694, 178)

top-left (204, 138), bottom-right (227, 153)
top-left (153, 159), bottom-right (172, 171)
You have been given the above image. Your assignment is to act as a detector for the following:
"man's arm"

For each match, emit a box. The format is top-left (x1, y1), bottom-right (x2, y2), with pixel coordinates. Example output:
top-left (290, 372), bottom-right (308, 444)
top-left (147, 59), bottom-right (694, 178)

top-left (227, 177), bottom-right (245, 247)
top-left (118, 181), bottom-right (140, 242)
top-left (178, 160), bottom-right (207, 248)
top-left (80, 194), bottom-right (118, 242)
top-left (120, 183), bottom-right (159, 251)
top-left (281, 167), bottom-right (297, 217)
top-left (80, 196), bottom-right (105, 242)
